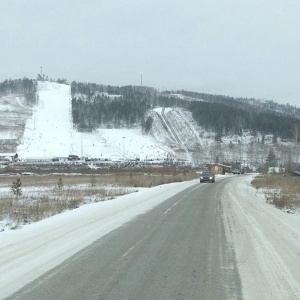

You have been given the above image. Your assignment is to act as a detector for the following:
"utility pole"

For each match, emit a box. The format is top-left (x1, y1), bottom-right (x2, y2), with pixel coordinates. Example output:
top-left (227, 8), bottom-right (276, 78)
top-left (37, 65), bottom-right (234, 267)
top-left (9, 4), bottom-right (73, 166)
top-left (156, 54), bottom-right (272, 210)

top-left (81, 134), bottom-right (83, 158)
top-left (141, 74), bottom-right (143, 86)
top-left (122, 137), bottom-right (125, 157)
top-left (40, 66), bottom-right (44, 80)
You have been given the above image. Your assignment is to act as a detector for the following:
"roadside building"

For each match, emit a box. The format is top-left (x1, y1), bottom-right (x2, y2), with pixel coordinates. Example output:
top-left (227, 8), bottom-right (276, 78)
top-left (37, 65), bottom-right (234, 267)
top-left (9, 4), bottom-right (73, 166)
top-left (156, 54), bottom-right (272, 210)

top-left (0, 153), bottom-right (18, 162)
top-left (210, 163), bottom-right (231, 175)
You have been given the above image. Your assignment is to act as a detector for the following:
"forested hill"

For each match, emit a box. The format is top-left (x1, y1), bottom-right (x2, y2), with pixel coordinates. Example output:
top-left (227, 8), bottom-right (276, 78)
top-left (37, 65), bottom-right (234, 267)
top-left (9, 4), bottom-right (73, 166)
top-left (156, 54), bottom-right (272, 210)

top-left (70, 81), bottom-right (300, 142)
top-left (71, 82), bottom-right (156, 131)
top-left (0, 77), bottom-right (299, 142)
top-left (175, 90), bottom-right (300, 119)
top-left (0, 78), bottom-right (37, 105)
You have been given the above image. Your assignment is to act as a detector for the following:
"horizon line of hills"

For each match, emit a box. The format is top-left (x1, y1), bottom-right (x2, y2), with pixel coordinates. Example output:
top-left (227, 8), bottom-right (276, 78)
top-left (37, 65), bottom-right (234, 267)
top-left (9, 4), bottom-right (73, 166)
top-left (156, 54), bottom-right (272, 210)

top-left (1, 77), bottom-right (300, 143)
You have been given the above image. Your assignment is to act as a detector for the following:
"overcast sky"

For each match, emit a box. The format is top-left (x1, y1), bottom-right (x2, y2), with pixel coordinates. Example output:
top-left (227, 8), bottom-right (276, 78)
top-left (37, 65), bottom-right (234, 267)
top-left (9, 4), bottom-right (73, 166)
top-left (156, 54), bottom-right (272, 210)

top-left (1, 0), bottom-right (299, 107)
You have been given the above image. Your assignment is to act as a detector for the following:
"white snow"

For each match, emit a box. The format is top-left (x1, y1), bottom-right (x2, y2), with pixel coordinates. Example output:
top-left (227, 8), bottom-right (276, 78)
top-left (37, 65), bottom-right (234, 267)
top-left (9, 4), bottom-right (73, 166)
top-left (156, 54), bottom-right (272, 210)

top-left (163, 93), bottom-right (205, 102)
top-left (222, 175), bottom-right (300, 300)
top-left (17, 81), bottom-right (78, 157)
top-left (89, 128), bottom-right (174, 160)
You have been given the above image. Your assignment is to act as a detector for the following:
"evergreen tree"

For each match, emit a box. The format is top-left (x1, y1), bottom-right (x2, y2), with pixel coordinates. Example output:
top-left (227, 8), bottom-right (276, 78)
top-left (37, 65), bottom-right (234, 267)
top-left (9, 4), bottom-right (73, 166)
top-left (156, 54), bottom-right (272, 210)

top-left (11, 178), bottom-right (22, 198)
top-left (57, 177), bottom-right (64, 191)
top-left (266, 149), bottom-right (276, 167)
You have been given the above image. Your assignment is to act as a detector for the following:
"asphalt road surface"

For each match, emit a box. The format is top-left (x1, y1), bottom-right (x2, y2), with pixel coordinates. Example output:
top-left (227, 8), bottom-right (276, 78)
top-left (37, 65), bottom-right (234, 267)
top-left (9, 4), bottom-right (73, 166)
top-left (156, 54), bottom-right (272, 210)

top-left (7, 178), bottom-right (242, 300)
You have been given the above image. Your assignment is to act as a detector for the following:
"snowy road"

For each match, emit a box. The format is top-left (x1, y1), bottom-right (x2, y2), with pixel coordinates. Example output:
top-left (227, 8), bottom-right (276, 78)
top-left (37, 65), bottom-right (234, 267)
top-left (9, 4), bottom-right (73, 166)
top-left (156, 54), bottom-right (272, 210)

top-left (1, 175), bottom-right (300, 299)
top-left (3, 177), bottom-right (241, 300)
top-left (0, 180), bottom-right (198, 299)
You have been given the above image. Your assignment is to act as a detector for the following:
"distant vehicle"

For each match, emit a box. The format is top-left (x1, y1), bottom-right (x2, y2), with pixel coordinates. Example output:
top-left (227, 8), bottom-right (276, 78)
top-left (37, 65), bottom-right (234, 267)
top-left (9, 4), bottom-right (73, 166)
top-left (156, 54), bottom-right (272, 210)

top-left (290, 171), bottom-right (300, 176)
top-left (87, 163), bottom-right (100, 170)
top-left (232, 169), bottom-right (241, 174)
top-left (200, 171), bottom-right (215, 183)
top-left (68, 155), bottom-right (80, 161)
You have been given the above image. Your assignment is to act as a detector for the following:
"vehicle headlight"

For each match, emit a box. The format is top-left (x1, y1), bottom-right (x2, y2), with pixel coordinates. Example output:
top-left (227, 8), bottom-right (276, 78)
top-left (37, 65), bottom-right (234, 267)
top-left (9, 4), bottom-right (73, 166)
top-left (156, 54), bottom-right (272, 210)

top-left (209, 176), bottom-right (213, 179)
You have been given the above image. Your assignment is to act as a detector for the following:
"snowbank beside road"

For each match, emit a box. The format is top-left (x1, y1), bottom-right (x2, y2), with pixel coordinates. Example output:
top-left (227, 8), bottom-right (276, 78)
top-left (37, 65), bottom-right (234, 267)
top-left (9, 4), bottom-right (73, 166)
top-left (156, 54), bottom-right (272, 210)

top-left (222, 175), bottom-right (300, 300)
top-left (0, 179), bottom-right (198, 299)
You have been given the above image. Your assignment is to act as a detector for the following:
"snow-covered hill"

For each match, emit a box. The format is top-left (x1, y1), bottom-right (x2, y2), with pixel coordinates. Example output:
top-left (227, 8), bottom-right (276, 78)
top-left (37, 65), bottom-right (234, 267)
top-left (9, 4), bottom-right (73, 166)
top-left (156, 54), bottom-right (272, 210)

top-left (17, 81), bottom-right (77, 157)
top-left (15, 81), bottom-right (175, 161)
top-left (0, 80), bottom-right (299, 167)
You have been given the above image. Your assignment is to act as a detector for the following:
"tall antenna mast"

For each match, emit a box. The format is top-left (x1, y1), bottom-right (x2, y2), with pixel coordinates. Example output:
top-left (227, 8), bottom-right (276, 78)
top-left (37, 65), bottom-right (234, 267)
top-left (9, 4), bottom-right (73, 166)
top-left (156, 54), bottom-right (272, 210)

top-left (81, 134), bottom-right (83, 158)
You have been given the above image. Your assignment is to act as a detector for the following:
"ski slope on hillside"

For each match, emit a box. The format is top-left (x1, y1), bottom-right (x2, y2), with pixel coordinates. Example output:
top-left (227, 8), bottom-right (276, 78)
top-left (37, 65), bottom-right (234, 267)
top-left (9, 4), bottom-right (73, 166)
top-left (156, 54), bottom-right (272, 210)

top-left (17, 81), bottom-right (78, 157)
top-left (16, 81), bottom-right (175, 160)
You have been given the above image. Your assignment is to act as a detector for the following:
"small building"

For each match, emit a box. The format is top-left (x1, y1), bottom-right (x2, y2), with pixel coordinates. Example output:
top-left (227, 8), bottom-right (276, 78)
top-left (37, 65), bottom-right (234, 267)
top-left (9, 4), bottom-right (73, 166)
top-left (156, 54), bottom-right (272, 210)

top-left (0, 153), bottom-right (18, 162)
top-left (52, 157), bottom-right (69, 162)
top-left (210, 163), bottom-right (231, 175)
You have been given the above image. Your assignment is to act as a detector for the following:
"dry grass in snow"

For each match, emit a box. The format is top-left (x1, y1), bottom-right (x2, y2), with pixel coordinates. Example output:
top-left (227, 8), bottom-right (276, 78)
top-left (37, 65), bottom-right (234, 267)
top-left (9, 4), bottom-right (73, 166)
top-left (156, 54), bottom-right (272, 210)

top-left (0, 169), bottom-right (198, 230)
top-left (251, 173), bottom-right (300, 212)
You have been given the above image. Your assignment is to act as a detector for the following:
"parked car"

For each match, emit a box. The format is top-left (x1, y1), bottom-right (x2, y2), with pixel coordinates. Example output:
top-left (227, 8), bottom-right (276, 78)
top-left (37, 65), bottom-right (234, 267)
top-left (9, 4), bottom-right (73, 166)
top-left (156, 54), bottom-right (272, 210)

top-left (290, 171), bottom-right (300, 176)
top-left (68, 155), bottom-right (80, 161)
top-left (200, 171), bottom-right (215, 183)
top-left (232, 169), bottom-right (241, 174)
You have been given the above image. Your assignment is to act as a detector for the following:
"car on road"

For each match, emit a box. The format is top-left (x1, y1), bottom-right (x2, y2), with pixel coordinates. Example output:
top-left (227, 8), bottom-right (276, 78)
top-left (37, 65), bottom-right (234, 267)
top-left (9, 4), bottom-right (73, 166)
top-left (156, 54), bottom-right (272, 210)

top-left (290, 171), bottom-right (300, 176)
top-left (200, 171), bottom-right (215, 183)
top-left (232, 169), bottom-right (241, 174)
